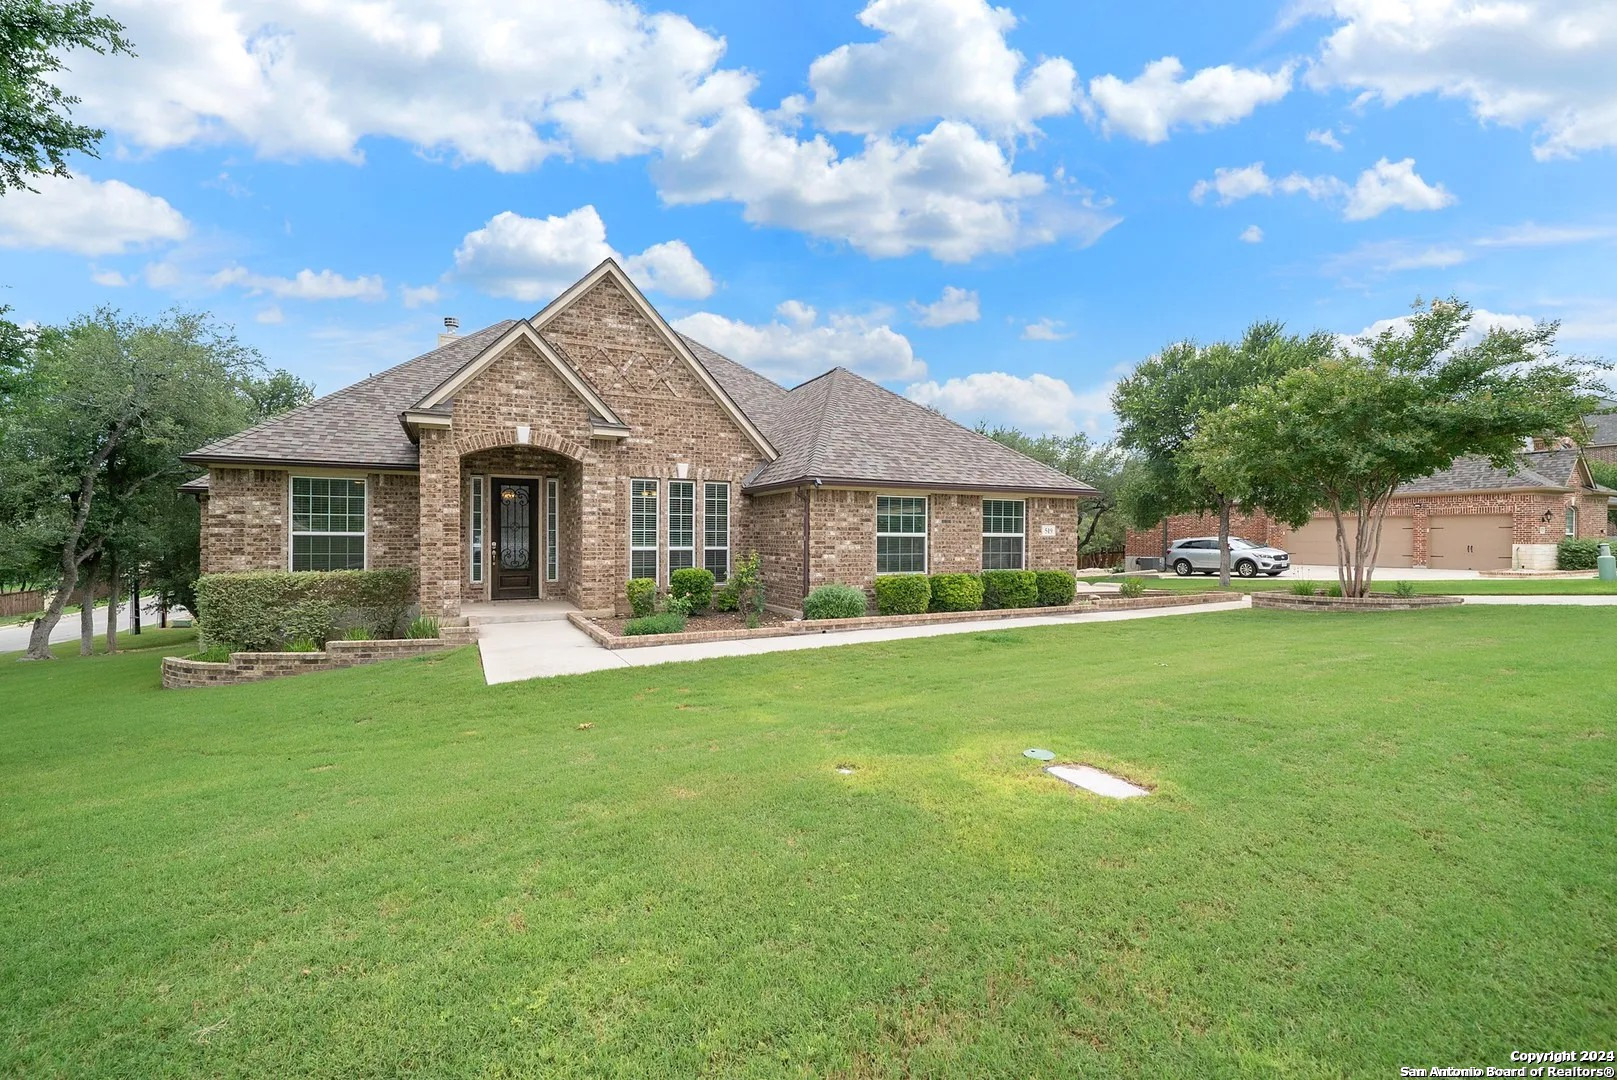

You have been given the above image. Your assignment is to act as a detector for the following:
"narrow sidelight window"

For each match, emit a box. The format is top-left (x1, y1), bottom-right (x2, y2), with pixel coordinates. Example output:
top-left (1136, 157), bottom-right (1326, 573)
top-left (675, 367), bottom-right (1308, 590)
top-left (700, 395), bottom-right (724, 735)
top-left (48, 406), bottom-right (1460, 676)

top-left (290, 476), bottom-right (366, 571)
top-left (703, 481), bottom-right (730, 582)
top-left (468, 475), bottom-right (484, 584)
top-left (982, 499), bottom-right (1025, 570)
top-left (1566, 504), bottom-right (1577, 538)
top-left (668, 480), bottom-right (695, 576)
top-left (630, 479), bottom-right (658, 580)
top-left (876, 495), bottom-right (927, 574)
top-left (546, 477), bottom-right (559, 582)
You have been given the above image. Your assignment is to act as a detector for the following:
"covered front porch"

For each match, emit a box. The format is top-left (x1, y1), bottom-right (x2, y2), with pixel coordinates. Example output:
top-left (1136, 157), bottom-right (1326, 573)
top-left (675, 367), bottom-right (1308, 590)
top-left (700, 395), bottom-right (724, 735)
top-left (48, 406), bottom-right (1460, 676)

top-left (456, 445), bottom-right (583, 609)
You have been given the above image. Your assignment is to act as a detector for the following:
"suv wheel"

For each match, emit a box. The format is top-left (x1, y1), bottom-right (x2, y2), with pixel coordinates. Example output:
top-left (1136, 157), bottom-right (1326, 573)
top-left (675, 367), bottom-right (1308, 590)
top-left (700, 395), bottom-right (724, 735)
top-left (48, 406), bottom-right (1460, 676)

top-left (1173, 559), bottom-right (1192, 576)
top-left (1236, 560), bottom-right (1258, 578)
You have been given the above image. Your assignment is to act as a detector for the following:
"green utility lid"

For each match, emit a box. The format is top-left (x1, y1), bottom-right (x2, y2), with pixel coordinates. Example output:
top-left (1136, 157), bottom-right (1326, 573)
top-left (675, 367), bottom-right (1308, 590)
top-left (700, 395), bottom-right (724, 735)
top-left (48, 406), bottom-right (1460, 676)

top-left (1023, 748), bottom-right (1055, 761)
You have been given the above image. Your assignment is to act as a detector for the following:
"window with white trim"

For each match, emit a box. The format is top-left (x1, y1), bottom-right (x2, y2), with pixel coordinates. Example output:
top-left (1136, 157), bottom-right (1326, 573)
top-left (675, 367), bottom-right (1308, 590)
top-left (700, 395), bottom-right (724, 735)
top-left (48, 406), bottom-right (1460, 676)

top-left (546, 477), bottom-right (559, 581)
top-left (668, 480), bottom-right (695, 576)
top-left (291, 477), bottom-right (366, 571)
top-left (1566, 504), bottom-right (1578, 537)
top-left (704, 482), bottom-right (730, 582)
top-left (876, 495), bottom-right (927, 574)
top-left (468, 475), bottom-right (484, 584)
top-left (630, 479), bottom-right (658, 580)
top-left (982, 499), bottom-right (1025, 570)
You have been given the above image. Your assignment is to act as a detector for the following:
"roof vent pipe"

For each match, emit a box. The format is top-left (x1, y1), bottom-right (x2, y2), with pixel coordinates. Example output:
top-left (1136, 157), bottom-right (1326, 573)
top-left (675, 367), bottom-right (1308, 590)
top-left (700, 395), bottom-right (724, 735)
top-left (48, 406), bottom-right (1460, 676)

top-left (437, 316), bottom-right (460, 348)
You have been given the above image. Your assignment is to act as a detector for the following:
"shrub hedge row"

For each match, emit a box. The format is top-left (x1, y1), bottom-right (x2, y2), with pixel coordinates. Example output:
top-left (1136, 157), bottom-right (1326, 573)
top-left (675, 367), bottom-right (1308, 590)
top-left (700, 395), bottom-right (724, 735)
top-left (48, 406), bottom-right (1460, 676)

top-left (814, 568), bottom-right (1081, 620)
top-left (927, 573), bottom-right (983, 612)
top-left (195, 568), bottom-right (414, 652)
top-left (982, 569), bottom-right (1038, 609)
top-left (1557, 537), bottom-right (1603, 570)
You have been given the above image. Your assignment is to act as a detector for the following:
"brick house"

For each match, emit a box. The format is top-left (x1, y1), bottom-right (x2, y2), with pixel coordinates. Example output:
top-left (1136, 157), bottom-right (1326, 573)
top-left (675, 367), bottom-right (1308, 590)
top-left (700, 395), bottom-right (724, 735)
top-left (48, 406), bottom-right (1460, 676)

top-left (182, 260), bottom-right (1095, 616)
top-left (1125, 449), bottom-right (1612, 572)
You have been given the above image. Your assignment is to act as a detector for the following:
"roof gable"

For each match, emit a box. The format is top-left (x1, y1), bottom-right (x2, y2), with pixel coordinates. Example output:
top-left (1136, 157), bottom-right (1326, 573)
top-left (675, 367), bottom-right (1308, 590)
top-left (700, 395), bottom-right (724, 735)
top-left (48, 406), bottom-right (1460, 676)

top-left (412, 320), bottom-right (624, 429)
top-left (533, 260), bottom-right (777, 459)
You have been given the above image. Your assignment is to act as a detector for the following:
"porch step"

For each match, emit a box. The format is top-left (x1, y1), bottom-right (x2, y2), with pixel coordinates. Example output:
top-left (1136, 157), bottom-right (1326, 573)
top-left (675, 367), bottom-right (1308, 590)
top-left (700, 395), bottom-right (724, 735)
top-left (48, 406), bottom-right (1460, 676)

top-left (463, 601), bottom-right (577, 626)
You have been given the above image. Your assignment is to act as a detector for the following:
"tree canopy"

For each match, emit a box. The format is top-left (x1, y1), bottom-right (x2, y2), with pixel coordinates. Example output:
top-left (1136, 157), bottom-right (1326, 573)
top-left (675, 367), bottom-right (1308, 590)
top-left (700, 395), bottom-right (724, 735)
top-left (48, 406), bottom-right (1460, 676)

top-left (0, 0), bottom-right (132, 193)
top-left (1112, 321), bottom-right (1335, 584)
top-left (979, 426), bottom-right (1128, 553)
top-left (1188, 299), bottom-right (1603, 595)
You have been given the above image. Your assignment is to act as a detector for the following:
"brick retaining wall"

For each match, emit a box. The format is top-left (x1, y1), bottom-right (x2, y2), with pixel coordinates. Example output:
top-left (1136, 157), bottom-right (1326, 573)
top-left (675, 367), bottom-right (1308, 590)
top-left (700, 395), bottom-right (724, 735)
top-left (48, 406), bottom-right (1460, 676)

top-left (162, 633), bottom-right (474, 689)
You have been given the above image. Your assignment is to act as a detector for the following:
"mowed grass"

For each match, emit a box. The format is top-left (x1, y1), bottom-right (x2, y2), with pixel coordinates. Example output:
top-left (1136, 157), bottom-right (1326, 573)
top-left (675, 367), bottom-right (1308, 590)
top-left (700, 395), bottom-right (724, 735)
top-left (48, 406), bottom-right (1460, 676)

top-left (2, 609), bottom-right (1614, 1077)
top-left (1098, 574), bottom-right (1617, 595)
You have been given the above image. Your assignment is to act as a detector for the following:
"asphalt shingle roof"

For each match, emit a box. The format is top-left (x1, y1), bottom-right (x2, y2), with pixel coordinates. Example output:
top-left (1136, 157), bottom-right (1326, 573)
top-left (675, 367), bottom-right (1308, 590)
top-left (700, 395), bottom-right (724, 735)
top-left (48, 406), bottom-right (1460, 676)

top-left (1396, 448), bottom-right (1585, 494)
top-left (1585, 409), bottom-right (1617, 447)
top-left (741, 367), bottom-right (1097, 496)
top-left (183, 321), bottom-right (516, 468)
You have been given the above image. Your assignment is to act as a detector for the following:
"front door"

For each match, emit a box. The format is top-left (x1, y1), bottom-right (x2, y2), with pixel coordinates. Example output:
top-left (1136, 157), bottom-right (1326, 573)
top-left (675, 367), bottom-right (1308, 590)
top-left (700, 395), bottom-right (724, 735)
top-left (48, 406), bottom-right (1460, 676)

top-left (491, 478), bottom-right (540, 599)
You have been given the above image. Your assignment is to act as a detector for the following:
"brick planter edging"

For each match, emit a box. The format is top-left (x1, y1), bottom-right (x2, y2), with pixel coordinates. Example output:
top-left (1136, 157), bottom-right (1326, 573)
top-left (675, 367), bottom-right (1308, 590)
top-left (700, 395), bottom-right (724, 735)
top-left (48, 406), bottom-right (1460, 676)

top-left (162, 637), bottom-right (467, 688)
top-left (1251, 593), bottom-right (1464, 612)
top-left (570, 591), bottom-right (1235, 649)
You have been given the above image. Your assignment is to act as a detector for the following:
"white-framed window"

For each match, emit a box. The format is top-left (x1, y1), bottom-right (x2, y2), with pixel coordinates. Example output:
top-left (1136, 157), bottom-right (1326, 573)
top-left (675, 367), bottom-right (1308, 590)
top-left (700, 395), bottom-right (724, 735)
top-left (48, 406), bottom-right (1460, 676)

top-left (1566, 504), bottom-right (1578, 537)
top-left (630, 478), bottom-right (658, 580)
top-left (668, 480), bottom-right (695, 576)
top-left (290, 476), bottom-right (366, 571)
top-left (546, 477), bottom-right (559, 582)
top-left (876, 495), bottom-right (927, 574)
top-left (468, 474), bottom-right (485, 584)
top-left (982, 499), bottom-right (1026, 570)
top-left (704, 481), bottom-right (730, 582)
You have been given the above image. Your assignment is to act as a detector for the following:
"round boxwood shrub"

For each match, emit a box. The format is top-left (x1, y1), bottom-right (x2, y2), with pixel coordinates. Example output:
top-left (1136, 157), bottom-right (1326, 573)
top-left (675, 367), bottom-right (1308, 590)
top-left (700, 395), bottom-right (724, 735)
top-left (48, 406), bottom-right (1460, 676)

top-left (1034, 569), bottom-right (1077, 607)
top-left (981, 569), bottom-right (1037, 609)
top-left (803, 583), bottom-right (867, 620)
top-left (669, 567), bottom-right (716, 613)
top-left (625, 578), bottom-right (656, 618)
top-left (928, 572), bottom-right (984, 612)
top-left (873, 574), bottom-right (930, 615)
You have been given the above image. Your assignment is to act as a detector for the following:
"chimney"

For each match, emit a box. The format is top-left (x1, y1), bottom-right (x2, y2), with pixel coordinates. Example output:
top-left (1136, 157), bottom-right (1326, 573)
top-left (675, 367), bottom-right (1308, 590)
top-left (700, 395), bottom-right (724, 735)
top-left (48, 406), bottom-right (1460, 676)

top-left (437, 315), bottom-right (460, 348)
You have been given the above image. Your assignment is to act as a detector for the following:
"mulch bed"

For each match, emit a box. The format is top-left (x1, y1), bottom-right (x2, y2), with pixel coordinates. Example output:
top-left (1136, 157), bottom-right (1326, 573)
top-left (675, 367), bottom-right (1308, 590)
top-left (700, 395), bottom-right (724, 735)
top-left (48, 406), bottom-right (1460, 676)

top-left (591, 610), bottom-right (793, 637)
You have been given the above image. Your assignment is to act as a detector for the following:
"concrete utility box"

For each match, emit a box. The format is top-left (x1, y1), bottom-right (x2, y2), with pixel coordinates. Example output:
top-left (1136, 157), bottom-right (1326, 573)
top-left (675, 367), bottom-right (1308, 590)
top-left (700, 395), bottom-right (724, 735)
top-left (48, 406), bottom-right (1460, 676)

top-left (1513, 543), bottom-right (1558, 571)
top-left (1599, 542), bottom-right (1616, 581)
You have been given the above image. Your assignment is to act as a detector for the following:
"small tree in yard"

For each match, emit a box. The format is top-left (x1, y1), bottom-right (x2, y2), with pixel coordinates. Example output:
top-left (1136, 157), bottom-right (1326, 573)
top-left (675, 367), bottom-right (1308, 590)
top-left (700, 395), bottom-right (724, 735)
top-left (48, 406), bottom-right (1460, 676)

top-left (1188, 299), bottom-right (1602, 597)
top-left (980, 427), bottom-right (1128, 554)
top-left (1113, 322), bottom-right (1335, 587)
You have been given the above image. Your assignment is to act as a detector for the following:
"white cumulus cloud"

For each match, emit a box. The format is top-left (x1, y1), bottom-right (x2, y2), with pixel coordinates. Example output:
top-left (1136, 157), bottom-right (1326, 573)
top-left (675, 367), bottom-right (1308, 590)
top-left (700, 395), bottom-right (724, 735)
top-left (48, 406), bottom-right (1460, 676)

top-left (1240, 225), bottom-right (1264, 243)
top-left (452, 205), bottom-right (713, 302)
top-left (802, 0), bottom-right (1078, 136)
top-left (400, 284), bottom-right (441, 309)
top-left (1305, 0), bottom-right (1617, 160)
top-left (1188, 158), bottom-right (1453, 220)
top-left (1306, 127), bottom-right (1344, 150)
top-left (0, 174), bottom-right (188, 256)
top-left (906, 371), bottom-right (1113, 435)
top-left (909, 285), bottom-right (981, 327)
top-left (1021, 317), bottom-right (1071, 341)
top-left (211, 266), bottom-right (386, 301)
top-left (1190, 162), bottom-right (1275, 205)
top-left (673, 306), bottom-right (924, 384)
top-left (1086, 56), bottom-right (1293, 143)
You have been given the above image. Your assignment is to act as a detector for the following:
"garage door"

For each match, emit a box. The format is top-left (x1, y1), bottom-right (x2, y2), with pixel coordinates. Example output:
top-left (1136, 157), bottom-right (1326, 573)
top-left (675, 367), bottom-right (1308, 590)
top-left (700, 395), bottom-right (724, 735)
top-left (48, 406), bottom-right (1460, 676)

top-left (1283, 519), bottom-right (1414, 567)
top-left (1427, 515), bottom-right (1513, 571)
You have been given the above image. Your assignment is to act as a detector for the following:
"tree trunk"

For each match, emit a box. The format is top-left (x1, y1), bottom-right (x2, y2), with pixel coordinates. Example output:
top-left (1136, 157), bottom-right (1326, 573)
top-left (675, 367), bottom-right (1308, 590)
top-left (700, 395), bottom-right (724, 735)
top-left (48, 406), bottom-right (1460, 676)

top-left (132, 574), bottom-right (142, 636)
top-left (79, 558), bottom-right (99, 657)
top-left (105, 553), bottom-right (119, 655)
top-left (1217, 500), bottom-right (1232, 589)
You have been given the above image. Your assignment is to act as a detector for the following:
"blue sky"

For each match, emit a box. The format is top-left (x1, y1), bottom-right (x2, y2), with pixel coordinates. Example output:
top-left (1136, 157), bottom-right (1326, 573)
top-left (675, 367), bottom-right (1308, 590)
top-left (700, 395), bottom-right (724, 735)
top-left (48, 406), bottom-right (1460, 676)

top-left (1, 0), bottom-right (1614, 435)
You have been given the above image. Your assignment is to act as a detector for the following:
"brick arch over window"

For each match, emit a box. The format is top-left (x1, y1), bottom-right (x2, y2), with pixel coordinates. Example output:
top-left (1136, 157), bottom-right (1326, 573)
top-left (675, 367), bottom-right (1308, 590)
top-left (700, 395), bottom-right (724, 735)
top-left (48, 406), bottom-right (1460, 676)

top-left (452, 428), bottom-right (588, 462)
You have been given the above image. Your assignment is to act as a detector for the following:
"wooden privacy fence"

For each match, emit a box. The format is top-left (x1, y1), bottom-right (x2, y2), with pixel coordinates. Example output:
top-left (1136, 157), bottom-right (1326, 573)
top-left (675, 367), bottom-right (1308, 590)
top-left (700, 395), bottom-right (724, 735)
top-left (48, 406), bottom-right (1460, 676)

top-left (0, 591), bottom-right (44, 618)
top-left (1076, 550), bottom-right (1124, 570)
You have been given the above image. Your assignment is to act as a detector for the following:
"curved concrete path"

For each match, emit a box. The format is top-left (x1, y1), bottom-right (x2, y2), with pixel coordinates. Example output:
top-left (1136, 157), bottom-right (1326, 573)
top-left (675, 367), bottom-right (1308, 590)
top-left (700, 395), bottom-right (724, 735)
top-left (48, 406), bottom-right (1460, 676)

top-left (478, 599), bottom-right (1250, 684)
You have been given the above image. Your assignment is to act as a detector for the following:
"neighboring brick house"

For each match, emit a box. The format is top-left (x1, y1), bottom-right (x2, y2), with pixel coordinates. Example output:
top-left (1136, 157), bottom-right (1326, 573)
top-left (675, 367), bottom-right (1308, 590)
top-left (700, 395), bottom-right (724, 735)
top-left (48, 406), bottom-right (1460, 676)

top-left (182, 260), bottom-right (1094, 616)
top-left (1125, 449), bottom-right (1612, 572)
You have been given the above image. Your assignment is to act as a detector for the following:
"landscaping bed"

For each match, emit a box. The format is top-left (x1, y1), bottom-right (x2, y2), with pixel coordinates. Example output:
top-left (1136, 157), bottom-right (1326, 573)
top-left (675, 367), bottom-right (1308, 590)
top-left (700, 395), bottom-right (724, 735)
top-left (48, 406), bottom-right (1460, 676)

top-left (1252, 592), bottom-right (1464, 612)
top-left (575, 609), bottom-right (793, 648)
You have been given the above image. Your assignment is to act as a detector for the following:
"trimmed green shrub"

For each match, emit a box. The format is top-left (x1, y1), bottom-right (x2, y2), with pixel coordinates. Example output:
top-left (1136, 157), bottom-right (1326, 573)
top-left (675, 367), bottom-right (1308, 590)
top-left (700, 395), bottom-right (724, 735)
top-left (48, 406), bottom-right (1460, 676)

top-left (670, 567), bottom-right (716, 613)
top-left (1033, 569), bottom-right (1077, 607)
top-left (981, 569), bottom-right (1037, 609)
top-left (406, 616), bottom-right (440, 640)
top-left (927, 573), bottom-right (983, 612)
top-left (803, 583), bottom-right (867, 620)
top-left (873, 574), bottom-right (930, 615)
top-left (1118, 578), bottom-right (1147, 599)
top-left (711, 585), bottom-right (739, 612)
top-left (195, 568), bottom-right (413, 652)
top-left (626, 578), bottom-right (656, 618)
top-left (623, 612), bottom-right (687, 636)
top-left (1558, 538), bottom-right (1601, 570)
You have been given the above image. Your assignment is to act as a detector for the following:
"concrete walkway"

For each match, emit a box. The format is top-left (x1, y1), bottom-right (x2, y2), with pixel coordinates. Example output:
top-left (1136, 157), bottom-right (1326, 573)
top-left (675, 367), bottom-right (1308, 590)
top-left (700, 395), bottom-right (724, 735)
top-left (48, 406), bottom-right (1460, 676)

top-left (477, 599), bottom-right (1250, 684)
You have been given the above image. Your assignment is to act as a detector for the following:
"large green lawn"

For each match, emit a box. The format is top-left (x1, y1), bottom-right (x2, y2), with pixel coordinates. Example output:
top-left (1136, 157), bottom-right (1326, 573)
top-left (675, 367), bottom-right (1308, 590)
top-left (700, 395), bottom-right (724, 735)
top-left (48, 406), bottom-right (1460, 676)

top-left (3, 610), bottom-right (1613, 1077)
top-left (1100, 574), bottom-right (1617, 595)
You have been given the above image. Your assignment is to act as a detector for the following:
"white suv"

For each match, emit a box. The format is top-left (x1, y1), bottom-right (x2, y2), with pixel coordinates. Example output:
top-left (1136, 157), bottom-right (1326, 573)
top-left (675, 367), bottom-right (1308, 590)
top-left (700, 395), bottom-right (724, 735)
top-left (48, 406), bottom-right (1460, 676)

top-left (1166, 537), bottom-right (1290, 578)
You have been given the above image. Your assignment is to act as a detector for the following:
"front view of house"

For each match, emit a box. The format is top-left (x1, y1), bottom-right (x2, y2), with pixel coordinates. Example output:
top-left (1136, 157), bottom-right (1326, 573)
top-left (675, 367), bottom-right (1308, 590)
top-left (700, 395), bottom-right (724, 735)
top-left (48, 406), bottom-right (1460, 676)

top-left (182, 260), bottom-right (1094, 616)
